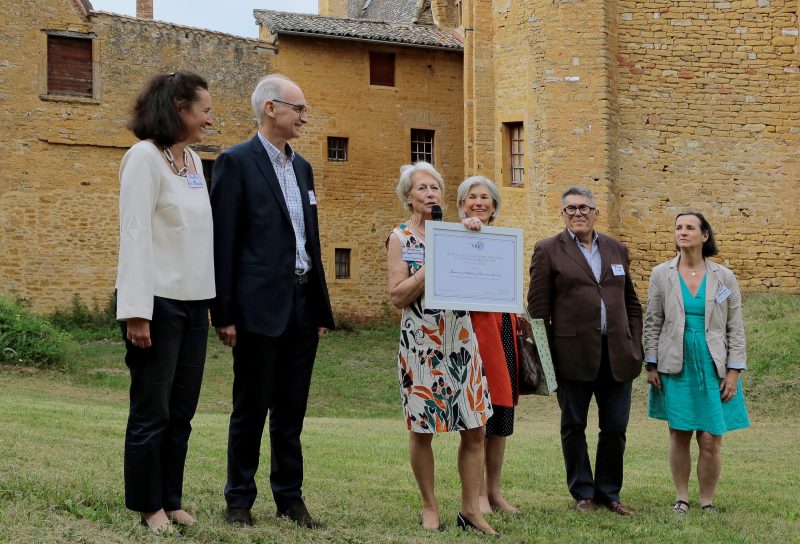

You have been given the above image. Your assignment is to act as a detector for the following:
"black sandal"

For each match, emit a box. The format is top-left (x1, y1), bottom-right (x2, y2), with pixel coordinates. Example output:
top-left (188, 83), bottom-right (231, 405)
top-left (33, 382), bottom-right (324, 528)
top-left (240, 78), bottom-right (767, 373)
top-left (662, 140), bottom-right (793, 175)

top-left (672, 499), bottom-right (689, 514)
top-left (701, 504), bottom-right (718, 515)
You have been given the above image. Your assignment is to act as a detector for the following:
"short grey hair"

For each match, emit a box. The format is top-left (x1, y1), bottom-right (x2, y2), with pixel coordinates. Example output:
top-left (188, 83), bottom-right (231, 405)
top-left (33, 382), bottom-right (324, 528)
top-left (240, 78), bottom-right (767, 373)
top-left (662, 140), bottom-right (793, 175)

top-left (456, 176), bottom-right (502, 222)
top-left (561, 185), bottom-right (597, 207)
top-left (395, 162), bottom-right (444, 211)
top-left (251, 74), bottom-right (291, 123)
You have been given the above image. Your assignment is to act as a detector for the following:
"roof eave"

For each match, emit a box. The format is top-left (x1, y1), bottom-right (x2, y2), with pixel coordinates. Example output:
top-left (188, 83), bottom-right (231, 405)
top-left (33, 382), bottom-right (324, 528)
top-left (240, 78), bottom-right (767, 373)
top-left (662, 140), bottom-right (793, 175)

top-left (271, 29), bottom-right (462, 52)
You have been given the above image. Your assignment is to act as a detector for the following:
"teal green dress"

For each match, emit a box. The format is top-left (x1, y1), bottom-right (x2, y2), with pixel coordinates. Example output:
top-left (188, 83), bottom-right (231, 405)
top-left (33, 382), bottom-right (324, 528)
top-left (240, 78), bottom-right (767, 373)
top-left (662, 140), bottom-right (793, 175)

top-left (648, 275), bottom-right (750, 435)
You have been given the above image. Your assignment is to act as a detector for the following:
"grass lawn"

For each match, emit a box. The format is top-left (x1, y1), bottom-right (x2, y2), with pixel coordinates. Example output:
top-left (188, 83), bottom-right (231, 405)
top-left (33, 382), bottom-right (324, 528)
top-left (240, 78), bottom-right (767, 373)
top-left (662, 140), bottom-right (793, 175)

top-left (0, 294), bottom-right (798, 543)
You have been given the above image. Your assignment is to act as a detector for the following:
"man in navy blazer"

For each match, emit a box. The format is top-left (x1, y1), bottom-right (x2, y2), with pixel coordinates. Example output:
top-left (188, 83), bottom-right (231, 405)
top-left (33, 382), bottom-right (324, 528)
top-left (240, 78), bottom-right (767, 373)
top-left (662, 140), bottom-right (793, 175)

top-left (211, 74), bottom-right (335, 529)
top-left (527, 186), bottom-right (643, 515)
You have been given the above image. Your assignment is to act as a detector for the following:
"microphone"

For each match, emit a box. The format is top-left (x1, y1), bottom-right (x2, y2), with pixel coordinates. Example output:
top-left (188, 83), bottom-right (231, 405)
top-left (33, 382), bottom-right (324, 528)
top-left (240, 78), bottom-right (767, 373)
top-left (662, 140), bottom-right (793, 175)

top-left (431, 205), bottom-right (443, 221)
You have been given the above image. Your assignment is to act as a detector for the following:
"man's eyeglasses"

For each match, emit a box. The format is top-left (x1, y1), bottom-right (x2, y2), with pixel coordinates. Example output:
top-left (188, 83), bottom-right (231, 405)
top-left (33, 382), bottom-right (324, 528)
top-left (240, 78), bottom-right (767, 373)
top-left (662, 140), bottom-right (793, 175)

top-left (563, 205), bottom-right (596, 216)
top-left (271, 99), bottom-right (309, 115)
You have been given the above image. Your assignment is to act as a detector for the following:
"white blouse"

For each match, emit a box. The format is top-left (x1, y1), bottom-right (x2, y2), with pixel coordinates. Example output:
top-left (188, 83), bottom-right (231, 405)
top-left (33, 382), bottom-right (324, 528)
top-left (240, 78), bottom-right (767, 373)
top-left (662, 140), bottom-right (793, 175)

top-left (115, 140), bottom-right (215, 320)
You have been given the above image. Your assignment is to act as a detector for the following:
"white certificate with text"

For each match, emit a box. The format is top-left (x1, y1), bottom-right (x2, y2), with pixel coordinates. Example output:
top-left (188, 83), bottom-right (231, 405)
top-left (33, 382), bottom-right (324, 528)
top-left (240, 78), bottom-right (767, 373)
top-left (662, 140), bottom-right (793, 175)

top-left (424, 221), bottom-right (524, 313)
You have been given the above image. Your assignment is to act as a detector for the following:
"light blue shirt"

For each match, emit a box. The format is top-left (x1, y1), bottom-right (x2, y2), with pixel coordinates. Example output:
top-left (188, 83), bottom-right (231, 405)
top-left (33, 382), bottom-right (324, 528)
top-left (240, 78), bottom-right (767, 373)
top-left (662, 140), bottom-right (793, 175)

top-left (568, 229), bottom-right (606, 335)
top-left (257, 132), bottom-right (311, 274)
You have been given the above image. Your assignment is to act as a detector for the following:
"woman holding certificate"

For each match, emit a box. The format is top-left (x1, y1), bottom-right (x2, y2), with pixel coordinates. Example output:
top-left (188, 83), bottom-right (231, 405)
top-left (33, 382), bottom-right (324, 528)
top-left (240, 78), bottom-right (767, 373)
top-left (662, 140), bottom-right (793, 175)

top-left (644, 211), bottom-right (749, 514)
top-left (387, 162), bottom-right (496, 535)
top-left (458, 176), bottom-right (521, 515)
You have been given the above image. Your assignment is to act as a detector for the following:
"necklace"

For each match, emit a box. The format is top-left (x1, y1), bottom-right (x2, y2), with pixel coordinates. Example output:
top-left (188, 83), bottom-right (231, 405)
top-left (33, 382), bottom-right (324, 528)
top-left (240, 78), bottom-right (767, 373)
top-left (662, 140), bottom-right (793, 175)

top-left (407, 221), bottom-right (425, 241)
top-left (163, 146), bottom-right (189, 176)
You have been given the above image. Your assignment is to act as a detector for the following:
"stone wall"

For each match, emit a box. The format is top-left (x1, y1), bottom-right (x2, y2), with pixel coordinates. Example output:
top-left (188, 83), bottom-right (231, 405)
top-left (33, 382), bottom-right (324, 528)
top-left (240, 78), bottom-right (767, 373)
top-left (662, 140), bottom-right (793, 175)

top-left (463, 0), bottom-right (799, 293)
top-left (0, 0), bottom-right (274, 311)
top-left (616, 0), bottom-right (800, 291)
top-left (266, 34), bottom-right (464, 318)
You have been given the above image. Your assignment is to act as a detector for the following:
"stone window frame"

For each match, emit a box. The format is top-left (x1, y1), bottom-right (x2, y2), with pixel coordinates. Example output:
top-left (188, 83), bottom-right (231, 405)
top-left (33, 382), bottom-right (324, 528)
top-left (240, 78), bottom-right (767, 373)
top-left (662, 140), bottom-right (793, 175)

top-left (368, 51), bottom-right (396, 87)
top-left (327, 136), bottom-right (349, 162)
top-left (39, 29), bottom-right (101, 104)
top-left (410, 128), bottom-right (435, 165)
top-left (330, 245), bottom-right (358, 283)
top-left (501, 121), bottom-right (525, 187)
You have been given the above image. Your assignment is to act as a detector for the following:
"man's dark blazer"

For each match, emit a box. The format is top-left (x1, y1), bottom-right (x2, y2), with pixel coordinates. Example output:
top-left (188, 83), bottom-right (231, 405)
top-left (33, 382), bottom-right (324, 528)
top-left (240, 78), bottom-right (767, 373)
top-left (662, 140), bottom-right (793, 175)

top-left (210, 135), bottom-right (335, 336)
top-left (527, 230), bottom-right (643, 382)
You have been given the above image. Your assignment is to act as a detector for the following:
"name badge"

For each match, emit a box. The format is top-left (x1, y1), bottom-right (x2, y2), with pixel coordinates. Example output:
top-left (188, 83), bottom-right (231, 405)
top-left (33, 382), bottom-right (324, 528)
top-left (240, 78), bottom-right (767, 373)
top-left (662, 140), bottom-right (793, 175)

top-left (611, 264), bottom-right (625, 276)
top-left (186, 173), bottom-right (204, 189)
top-left (716, 285), bottom-right (732, 304)
top-left (308, 190), bottom-right (317, 205)
top-left (402, 247), bottom-right (424, 262)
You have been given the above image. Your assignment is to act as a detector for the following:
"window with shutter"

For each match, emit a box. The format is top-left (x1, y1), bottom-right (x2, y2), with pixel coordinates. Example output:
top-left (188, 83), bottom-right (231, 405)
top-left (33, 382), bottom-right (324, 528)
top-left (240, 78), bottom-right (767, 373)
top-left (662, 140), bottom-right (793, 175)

top-left (47, 34), bottom-right (93, 98)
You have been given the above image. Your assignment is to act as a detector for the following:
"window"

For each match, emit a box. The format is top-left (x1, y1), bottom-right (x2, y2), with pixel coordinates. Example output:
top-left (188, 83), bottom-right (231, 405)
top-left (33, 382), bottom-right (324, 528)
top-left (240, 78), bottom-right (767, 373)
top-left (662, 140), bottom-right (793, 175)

top-left (503, 122), bottom-right (525, 187)
top-left (411, 129), bottom-right (435, 165)
top-left (46, 33), bottom-right (94, 97)
top-left (335, 248), bottom-right (351, 280)
top-left (369, 52), bottom-right (395, 87)
top-left (327, 137), bottom-right (348, 161)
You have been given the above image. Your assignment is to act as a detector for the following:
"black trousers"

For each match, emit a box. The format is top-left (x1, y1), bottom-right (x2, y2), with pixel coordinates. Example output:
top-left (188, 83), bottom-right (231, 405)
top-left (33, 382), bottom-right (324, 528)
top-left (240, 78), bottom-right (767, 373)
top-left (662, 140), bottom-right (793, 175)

top-left (224, 282), bottom-right (320, 511)
top-left (556, 337), bottom-right (633, 504)
top-left (122, 296), bottom-right (209, 512)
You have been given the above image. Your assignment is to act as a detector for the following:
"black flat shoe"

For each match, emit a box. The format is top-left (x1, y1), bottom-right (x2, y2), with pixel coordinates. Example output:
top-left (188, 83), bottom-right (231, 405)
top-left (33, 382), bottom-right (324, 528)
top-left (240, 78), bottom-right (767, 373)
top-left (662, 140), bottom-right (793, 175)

top-left (276, 502), bottom-right (326, 529)
top-left (456, 512), bottom-right (500, 537)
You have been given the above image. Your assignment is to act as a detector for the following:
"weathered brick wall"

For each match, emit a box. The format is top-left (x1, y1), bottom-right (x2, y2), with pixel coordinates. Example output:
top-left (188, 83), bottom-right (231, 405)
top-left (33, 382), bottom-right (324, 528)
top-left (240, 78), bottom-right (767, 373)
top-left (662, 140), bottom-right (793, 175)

top-left (616, 0), bottom-right (800, 292)
top-left (266, 35), bottom-right (464, 318)
top-left (464, 0), bottom-right (799, 294)
top-left (0, 0), bottom-right (273, 311)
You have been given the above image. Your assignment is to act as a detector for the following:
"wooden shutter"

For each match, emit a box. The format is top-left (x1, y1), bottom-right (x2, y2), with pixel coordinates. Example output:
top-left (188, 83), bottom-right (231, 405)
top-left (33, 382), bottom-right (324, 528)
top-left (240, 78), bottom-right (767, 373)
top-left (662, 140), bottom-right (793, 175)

top-left (369, 52), bottom-right (395, 87)
top-left (47, 36), bottom-right (93, 97)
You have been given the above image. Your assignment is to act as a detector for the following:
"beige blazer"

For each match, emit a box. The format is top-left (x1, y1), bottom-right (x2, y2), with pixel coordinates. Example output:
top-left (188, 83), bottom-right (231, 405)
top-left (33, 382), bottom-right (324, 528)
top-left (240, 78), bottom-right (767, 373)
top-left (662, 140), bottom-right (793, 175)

top-left (643, 256), bottom-right (746, 379)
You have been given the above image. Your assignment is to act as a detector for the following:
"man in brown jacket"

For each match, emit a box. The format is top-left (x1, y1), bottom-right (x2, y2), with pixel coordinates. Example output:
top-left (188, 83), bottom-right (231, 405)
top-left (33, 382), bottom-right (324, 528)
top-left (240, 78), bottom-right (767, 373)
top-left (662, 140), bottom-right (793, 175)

top-left (527, 186), bottom-right (643, 515)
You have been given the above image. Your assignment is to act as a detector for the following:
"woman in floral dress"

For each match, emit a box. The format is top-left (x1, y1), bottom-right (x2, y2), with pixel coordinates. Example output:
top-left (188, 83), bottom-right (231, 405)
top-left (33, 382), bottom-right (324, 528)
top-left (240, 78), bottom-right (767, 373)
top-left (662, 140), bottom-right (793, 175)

top-left (386, 162), bottom-right (496, 535)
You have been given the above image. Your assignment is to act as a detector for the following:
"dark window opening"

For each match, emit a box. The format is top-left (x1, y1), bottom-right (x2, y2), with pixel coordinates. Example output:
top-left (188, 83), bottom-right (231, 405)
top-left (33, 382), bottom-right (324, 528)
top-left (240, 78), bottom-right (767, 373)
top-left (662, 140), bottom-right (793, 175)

top-left (369, 52), bottom-right (395, 87)
top-left (411, 129), bottom-right (435, 165)
top-left (327, 137), bottom-right (349, 161)
top-left (335, 248), bottom-right (351, 280)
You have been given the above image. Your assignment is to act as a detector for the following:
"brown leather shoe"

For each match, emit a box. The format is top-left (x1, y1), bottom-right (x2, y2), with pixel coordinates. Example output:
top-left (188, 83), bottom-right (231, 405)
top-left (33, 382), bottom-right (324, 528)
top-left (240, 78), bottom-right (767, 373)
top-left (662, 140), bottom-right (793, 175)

top-left (224, 507), bottom-right (253, 527)
top-left (276, 502), bottom-right (326, 529)
top-left (603, 501), bottom-right (634, 516)
top-left (575, 499), bottom-right (597, 512)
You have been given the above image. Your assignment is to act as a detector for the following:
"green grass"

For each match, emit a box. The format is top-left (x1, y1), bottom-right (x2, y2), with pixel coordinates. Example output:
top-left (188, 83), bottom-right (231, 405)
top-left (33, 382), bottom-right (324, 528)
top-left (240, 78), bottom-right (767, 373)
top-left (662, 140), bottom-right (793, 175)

top-left (0, 293), bottom-right (798, 543)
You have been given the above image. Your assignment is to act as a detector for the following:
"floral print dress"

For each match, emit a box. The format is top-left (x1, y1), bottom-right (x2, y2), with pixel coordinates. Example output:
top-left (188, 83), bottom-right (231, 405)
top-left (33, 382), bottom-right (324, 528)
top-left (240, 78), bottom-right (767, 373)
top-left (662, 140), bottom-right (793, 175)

top-left (393, 224), bottom-right (493, 433)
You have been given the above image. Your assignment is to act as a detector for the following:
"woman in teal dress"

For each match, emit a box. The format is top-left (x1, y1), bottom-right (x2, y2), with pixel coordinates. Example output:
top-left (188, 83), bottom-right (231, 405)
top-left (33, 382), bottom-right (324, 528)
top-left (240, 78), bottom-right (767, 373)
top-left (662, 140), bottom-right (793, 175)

top-left (644, 211), bottom-right (749, 515)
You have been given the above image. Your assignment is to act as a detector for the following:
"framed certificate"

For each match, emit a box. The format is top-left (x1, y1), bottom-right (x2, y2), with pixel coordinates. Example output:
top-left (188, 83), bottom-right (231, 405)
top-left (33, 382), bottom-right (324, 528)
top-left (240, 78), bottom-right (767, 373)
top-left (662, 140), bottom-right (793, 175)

top-left (424, 221), bottom-right (524, 313)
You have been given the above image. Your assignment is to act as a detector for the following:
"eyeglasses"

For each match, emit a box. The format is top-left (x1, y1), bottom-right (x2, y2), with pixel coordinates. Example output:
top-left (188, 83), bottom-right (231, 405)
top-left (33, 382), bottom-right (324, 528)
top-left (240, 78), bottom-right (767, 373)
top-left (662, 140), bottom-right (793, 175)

top-left (562, 205), bottom-right (596, 216)
top-left (271, 99), bottom-right (309, 115)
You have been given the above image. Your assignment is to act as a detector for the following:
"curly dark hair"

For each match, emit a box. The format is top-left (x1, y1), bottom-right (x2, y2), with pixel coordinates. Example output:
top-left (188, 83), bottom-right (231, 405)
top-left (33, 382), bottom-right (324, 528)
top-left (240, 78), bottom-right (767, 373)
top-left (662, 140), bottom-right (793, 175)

top-left (675, 211), bottom-right (719, 257)
top-left (128, 71), bottom-right (208, 147)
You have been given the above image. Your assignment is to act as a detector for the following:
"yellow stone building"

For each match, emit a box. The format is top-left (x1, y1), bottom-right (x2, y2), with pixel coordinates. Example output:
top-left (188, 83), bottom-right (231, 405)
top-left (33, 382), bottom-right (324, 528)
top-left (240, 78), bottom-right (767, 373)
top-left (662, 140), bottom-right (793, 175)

top-left (1, 0), bottom-right (797, 322)
top-left (0, 0), bottom-right (274, 311)
top-left (461, 0), bottom-right (800, 292)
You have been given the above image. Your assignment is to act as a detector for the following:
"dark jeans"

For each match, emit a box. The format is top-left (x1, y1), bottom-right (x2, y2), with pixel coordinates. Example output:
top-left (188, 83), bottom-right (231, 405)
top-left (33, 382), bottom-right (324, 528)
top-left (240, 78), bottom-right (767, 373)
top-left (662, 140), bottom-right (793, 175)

top-left (556, 337), bottom-right (633, 504)
top-left (224, 282), bottom-right (320, 511)
top-left (121, 296), bottom-right (209, 512)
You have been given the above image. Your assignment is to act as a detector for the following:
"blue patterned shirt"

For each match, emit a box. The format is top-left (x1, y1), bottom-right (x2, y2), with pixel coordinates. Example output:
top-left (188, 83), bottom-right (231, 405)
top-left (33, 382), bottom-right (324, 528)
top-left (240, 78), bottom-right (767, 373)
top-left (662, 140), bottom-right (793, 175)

top-left (257, 132), bottom-right (311, 274)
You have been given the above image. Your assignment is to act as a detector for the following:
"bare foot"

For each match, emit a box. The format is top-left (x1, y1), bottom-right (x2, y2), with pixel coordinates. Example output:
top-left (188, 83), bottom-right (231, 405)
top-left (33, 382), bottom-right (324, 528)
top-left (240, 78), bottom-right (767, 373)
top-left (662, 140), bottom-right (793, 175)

top-left (479, 494), bottom-right (492, 514)
top-left (166, 509), bottom-right (196, 526)
top-left (421, 506), bottom-right (440, 530)
top-left (141, 509), bottom-right (172, 533)
top-left (490, 495), bottom-right (521, 514)
top-left (459, 510), bottom-right (498, 535)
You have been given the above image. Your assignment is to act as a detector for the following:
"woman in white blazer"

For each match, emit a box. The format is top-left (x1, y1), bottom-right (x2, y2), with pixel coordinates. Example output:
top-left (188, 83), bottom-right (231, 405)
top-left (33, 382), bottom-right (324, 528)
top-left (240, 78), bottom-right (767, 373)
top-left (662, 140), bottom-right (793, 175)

top-left (643, 211), bottom-right (749, 515)
top-left (116, 71), bottom-right (215, 533)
